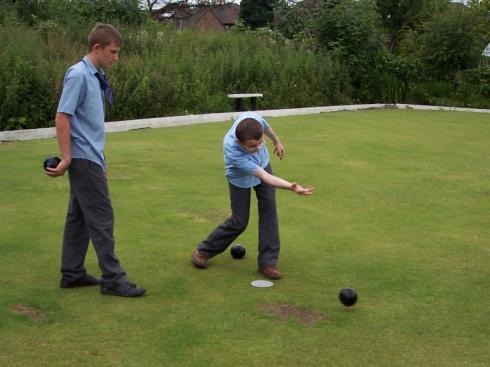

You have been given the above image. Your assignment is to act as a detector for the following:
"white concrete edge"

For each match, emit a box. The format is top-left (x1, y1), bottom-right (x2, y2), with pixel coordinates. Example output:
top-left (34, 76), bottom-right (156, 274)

top-left (396, 104), bottom-right (490, 113)
top-left (1, 103), bottom-right (488, 142)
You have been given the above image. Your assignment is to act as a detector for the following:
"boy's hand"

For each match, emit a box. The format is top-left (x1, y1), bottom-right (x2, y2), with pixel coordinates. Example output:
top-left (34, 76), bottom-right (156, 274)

top-left (45, 159), bottom-right (70, 177)
top-left (291, 182), bottom-right (314, 195)
top-left (274, 142), bottom-right (285, 160)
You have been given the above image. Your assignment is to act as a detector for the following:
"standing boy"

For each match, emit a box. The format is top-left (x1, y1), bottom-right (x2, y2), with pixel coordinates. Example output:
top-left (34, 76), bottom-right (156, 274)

top-left (192, 112), bottom-right (313, 279)
top-left (45, 24), bottom-right (145, 297)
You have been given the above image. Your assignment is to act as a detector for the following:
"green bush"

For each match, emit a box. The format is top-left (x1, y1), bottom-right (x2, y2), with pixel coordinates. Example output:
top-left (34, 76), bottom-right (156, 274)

top-left (417, 4), bottom-right (490, 80)
top-left (1, 5), bottom-right (489, 131)
top-left (453, 67), bottom-right (490, 108)
top-left (403, 68), bottom-right (490, 108)
top-left (313, 0), bottom-right (389, 101)
top-left (0, 26), bottom-right (60, 130)
top-left (405, 81), bottom-right (454, 106)
top-left (0, 23), bottom-right (351, 130)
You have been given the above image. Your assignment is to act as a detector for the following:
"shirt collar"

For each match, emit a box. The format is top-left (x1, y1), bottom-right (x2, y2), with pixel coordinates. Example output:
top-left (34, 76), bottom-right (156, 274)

top-left (82, 55), bottom-right (101, 76)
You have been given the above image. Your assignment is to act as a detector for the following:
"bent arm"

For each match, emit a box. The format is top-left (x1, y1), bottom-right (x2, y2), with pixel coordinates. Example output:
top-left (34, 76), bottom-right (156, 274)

top-left (264, 127), bottom-right (280, 145)
top-left (264, 127), bottom-right (284, 159)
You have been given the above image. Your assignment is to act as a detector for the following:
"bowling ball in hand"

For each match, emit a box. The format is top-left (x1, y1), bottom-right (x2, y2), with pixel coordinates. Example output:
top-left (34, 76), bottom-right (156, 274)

top-left (43, 156), bottom-right (61, 170)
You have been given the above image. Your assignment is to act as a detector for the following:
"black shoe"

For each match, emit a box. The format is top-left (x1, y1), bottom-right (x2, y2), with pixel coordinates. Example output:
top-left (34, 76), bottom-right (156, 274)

top-left (100, 281), bottom-right (146, 297)
top-left (60, 274), bottom-right (101, 289)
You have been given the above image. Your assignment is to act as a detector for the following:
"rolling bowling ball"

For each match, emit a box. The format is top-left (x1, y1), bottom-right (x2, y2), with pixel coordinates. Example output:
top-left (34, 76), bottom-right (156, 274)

top-left (43, 156), bottom-right (61, 170)
top-left (339, 287), bottom-right (357, 307)
top-left (230, 244), bottom-right (246, 259)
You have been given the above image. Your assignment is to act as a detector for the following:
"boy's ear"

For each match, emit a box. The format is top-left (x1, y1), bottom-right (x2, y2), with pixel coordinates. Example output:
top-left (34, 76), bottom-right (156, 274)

top-left (91, 43), bottom-right (102, 53)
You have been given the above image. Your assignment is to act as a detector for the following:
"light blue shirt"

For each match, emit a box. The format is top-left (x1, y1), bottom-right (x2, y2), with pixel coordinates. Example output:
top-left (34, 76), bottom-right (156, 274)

top-left (57, 56), bottom-right (107, 170)
top-left (224, 112), bottom-right (271, 188)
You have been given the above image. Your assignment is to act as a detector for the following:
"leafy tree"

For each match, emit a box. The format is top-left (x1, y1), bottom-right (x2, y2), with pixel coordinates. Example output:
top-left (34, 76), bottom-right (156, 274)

top-left (12, 0), bottom-right (48, 25)
top-left (313, 0), bottom-right (388, 99)
top-left (71, 0), bottom-right (147, 26)
top-left (418, 3), bottom-right (490, 79)
top-left (468, 0), bottom-right (490, 14)
top-left (375, 0), bottom-right (425, 52)
top-left (240, 0), bottom-right (277, 29)
top-left (0, 0), bottom-right (17, 25)
top-left (7, 0), bottom-right (147, 27)
top-left (146, 0), bottom-right (163, 12)
top-left (274, 0), bottom-right (315, 39)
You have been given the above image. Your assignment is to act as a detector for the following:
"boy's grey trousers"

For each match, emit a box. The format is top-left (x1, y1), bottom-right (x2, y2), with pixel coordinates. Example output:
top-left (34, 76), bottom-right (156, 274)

top-left (198, 164), bottom-right (280, 267)
top-left (61, 159), bottom-right (126, 285)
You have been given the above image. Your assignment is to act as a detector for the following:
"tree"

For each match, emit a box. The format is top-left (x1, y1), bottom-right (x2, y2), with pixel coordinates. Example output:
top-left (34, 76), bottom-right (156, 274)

top-left (314, 0), bottom-right (386, 62)
top-left (418, 3), bottom-right (490, 79)
top-left (274, 0), bottom-right (315, 39)
top-left (313, 0), bottom-right (389, 100)
top-left (146, 0), bottom-right (162, 12)
top-left (468, 0), bottom-right (490, 13)
top-left (8, 0), bottom-right (147, 26)
top-left (375, 0), bottom-right (425, 52)
top-left (240, 0), bottom-right (277, 29)
top-left (72, 0), bottom-right (147, 25)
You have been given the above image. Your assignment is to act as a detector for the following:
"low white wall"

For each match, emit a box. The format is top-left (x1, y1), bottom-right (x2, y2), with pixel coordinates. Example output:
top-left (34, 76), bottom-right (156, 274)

top-left (1, 103), bottom-right (488, 142)
top-left (396, 104), bottom-right (490, 114)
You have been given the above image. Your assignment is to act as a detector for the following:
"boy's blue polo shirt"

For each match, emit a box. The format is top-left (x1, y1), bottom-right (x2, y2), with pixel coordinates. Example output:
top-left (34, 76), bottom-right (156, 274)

top-left (57, 56), bottom-right (107, 170)
top-left (224, 112), bottom-right (271, 188)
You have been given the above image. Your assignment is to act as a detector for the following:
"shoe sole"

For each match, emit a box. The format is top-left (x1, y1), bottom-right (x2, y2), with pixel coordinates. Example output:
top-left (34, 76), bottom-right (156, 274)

top-left (60, 282), bottom-right (102, 289)
top-left (100, 288), bottom-right (146, 297)
top-left (191, 253), bottom-right (208, 268)
top-left (191, 258), bottom-right (208, 268)
top-left (258, 271), bottom-right (282, 280)
top-left (60, 284), bottom-right (100, 289)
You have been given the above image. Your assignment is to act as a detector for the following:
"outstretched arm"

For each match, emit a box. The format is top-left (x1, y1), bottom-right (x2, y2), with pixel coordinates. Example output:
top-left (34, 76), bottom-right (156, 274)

top-left (254, 167), bottom-right (314, 195)
top-left (264, 127), bottom-right (284, 160)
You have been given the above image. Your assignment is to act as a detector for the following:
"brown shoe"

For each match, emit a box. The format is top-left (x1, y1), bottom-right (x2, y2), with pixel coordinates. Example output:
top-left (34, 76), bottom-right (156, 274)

top-left (191, 248), bottom-right (209, 268)
top-left (258, 265), bottom-right (282, 279)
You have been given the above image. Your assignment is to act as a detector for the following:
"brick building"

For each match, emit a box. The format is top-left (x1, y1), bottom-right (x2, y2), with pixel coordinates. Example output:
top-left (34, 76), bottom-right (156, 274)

top-left (153, 3), bottom-right (240, 31)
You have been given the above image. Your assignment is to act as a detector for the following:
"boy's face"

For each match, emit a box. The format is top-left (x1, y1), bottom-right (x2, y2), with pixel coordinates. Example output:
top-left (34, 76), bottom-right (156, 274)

top-left (91, 42), bottom-right (120, 69)
top-left (239, 136), bottom-right (264, 153)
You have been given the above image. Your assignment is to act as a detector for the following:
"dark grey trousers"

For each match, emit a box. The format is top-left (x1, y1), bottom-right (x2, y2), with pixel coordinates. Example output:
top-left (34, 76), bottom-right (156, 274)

top-left (61, 159), bottom-right (126, 285)
top-left (198, 164), bottom-right (280, 267)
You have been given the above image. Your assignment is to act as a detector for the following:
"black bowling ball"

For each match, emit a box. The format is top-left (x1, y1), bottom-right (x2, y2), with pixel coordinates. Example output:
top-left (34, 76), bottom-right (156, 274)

top-left (339, 287), bottom-right (357, 307)
top-left (230, 244), bottom-right (246, 259)
top-left (43, 156), bottom-right (61, 170)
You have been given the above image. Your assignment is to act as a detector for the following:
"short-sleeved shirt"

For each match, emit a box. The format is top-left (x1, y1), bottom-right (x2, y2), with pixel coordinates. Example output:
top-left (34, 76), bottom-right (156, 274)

top-left (224, 112), bottom-right (271, 188)
top-left (57, 56), bottom-right (107, 170)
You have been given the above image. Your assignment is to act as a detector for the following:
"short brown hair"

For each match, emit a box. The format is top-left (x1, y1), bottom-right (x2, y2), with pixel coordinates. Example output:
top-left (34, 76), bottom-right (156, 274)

top-left (88, 24), bottom-right (123, 51)
top-left (235, 118), bottom-right (264, 143)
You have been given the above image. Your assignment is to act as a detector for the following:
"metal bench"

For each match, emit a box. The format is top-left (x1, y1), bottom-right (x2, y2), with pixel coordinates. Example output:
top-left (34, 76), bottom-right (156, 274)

top-left (228, 93), bottom-right (263, 111)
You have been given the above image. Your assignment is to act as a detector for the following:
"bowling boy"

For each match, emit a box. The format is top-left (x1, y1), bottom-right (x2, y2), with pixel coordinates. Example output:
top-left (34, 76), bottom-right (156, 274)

top-left (192, 112), bottom-right (314, 279)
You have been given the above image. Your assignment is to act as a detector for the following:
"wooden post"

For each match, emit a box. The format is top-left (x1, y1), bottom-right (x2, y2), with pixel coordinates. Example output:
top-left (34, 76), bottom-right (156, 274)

top-left (250, 97), bottom-right (258, 111)
top-left (228, 93), bottom-right (263, 112)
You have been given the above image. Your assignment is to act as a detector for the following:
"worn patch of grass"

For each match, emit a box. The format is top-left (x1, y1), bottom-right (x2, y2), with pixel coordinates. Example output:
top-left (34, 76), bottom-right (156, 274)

top-left (0, 110), bottom-right (489, 366)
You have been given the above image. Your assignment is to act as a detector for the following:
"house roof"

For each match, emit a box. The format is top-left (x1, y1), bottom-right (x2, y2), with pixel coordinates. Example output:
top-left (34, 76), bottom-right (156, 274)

top-left (155, 3), bottom-right (240, 28)
top-left (211, 3), bottom-right (240, 25)
top-left (177, 8), bottom-right (223, 30)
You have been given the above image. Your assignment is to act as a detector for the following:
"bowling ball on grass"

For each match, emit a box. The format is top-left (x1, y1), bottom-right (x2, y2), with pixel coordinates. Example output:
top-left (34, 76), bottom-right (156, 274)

top-left (230, 244), bottom-right (246, 259)
top-left (339, 287), bottom-right (357, 307)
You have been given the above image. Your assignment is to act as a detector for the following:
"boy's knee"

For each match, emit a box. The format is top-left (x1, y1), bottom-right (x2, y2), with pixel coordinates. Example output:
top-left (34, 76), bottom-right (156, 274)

top-left (230, 217), bottom-right (248, 232)
top-left (258, 198), bottom-right (276, 211)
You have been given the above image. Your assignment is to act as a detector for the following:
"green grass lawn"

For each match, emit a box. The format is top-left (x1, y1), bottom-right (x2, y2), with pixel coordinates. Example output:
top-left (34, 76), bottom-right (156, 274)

top-left (1, 110), bottom-right (489, 366)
